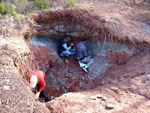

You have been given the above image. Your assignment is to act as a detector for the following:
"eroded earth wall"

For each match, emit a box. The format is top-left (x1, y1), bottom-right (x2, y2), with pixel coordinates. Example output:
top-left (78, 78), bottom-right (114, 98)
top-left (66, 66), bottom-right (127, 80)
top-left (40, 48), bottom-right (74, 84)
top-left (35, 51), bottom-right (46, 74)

top-left (0, 17), bottom-right (50, 113)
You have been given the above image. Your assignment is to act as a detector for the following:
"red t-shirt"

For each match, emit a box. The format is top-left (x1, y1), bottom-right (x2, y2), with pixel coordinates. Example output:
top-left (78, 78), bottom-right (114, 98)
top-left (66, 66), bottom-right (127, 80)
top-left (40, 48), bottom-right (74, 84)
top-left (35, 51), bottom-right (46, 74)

top-left (27, 70), bottom-right (46, 92)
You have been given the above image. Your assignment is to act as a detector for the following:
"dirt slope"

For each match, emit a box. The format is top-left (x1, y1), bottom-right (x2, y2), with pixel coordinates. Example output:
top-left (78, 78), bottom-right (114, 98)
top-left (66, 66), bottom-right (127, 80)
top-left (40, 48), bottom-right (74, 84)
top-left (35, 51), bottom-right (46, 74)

top-left (0, 16), bottom-right (50, 112)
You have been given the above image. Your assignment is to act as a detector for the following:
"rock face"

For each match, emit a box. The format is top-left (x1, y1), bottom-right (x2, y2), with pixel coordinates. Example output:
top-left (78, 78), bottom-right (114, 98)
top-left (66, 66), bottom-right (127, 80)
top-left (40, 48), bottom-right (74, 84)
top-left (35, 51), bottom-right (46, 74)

top-left (29, 36), bottom-right (59, 73)
top-left (30, 44), bottom-right (59, 72)
top-left (36, 23), bottom-right (93, 38)
top-left (106, 51), bottom-right (132, 65)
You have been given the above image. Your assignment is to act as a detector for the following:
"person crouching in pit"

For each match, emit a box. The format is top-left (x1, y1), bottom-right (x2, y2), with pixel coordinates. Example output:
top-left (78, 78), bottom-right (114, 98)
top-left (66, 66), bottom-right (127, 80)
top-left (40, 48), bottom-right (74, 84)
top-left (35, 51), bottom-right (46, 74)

top-left (27, 70), bottom-right (50, 102)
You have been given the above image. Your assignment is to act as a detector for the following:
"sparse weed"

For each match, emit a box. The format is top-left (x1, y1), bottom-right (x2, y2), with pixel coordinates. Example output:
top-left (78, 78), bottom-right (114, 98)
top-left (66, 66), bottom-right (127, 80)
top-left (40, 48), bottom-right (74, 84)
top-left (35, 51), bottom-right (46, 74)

top-left (67, 0), bottom-right (76, 8)
top-left (6, 4), bottom-right (18, 19)
top-left (12, 0), bottom-right (29, 14)
top-left (0, 1), bottom-right (6, 14)
top-left (35, 0), bottom-right (50, 9)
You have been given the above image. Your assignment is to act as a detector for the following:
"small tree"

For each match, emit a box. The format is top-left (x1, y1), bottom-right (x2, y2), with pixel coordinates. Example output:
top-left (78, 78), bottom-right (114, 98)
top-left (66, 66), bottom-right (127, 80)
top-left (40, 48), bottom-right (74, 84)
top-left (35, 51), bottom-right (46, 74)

top-left (0, 1), bottom-right (6, 14)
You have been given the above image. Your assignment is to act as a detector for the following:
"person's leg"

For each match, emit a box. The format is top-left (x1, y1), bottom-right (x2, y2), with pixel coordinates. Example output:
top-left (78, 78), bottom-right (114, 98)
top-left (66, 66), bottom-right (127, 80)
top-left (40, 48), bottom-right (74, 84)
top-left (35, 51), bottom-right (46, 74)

top-left (60, 51), bottom-right (75, 57)
top-left (70, 48), bottom-right (75, 52)
top-left (41, 88), bottom-right (50, 102)
top-left (79, 58), bottom-right (89, 73)
top-left (36, 85), bottom-right (49, 102)
top-left (68, 50), bottom-right (76, 55)
top-left (60, 51), bottom-right (67, 57)
top-left (86, 57), bottom-right (94, 68)
top-left (78, 60), bottom-right (86, 67)
top-left (82, 57), bottom-right (94, 68)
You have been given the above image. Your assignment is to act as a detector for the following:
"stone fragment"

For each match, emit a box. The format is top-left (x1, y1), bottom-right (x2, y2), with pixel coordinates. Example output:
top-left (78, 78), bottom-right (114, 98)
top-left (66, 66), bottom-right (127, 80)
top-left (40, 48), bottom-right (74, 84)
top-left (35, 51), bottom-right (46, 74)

top-left (5, 79), bottom-right (10, 82)
top-left (101, 96), bottom-right (107, 101)
top-left (0, 100), bottom-right (2, 107)
top-left (110, 86), bottom-right (118, 91)
top-left (106, 103), bottom-right (115, 109)
top-left (54, 25), bottom-right (66, 32)
top-left (91, 94), bottom-right (107, 101)
top-left (90, 96), bottom-right (97, 100)
top-left (95, 94), bottom-right (104, 98)
top-left (4, 86), bottom-right (10, 90)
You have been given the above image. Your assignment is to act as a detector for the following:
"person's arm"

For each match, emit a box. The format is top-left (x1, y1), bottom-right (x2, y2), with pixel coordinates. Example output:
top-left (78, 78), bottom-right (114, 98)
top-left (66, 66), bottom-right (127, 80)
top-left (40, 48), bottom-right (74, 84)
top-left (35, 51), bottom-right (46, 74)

top-left (38, 80), bottom-right (46, 93)
top-left (63, 43), bottom-right (71, 51)
top-left (83, 45), bottom-right (89, 57)
top-left (27, 74), bottom-right (30, 82)
top-left (35, 80), bottom-right (46, 99)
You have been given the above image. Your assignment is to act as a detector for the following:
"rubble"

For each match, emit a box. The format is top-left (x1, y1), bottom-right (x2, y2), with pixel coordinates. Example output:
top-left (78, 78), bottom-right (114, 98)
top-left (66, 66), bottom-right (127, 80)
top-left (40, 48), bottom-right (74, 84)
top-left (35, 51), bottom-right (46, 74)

top-left (3, 86), bottom-right (10, 90)
top-left (105, 103), bottom-right (115, 109)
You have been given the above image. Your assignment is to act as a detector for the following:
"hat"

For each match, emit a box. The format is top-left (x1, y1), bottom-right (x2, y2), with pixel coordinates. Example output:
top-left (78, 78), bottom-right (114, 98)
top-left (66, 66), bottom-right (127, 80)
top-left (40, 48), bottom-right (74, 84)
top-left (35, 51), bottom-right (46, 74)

top-left (30, 75), bottom-right (38, 88)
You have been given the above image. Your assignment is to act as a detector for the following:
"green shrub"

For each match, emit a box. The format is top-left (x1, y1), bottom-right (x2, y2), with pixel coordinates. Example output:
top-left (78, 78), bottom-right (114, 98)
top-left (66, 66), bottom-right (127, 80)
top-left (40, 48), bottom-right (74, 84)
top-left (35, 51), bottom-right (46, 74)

top-left (12, 0), bottom-right (29, 14)
top-left (6, 4), bottom-right (18, 19)
top-left (0, 1), bottom-right (6, 14)
top-left (35, 0), bottom-right (50, 9)
top-left (67, 0), bottom-right (76, 8)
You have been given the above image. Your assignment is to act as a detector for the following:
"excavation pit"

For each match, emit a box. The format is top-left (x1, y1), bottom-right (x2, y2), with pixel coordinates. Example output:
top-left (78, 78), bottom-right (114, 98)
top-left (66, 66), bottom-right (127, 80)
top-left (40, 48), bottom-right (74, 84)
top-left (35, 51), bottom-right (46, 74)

top-left (29, 34), bottom-right (140, 100)
top-left (21, 8), bottom-right (150, 101)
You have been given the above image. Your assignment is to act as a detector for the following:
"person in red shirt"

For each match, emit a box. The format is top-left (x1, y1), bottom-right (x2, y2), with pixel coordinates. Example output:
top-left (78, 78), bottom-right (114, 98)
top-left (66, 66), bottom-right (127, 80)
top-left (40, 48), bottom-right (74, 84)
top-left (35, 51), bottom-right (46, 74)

top-left (27, 70), bottom-right (50, 102)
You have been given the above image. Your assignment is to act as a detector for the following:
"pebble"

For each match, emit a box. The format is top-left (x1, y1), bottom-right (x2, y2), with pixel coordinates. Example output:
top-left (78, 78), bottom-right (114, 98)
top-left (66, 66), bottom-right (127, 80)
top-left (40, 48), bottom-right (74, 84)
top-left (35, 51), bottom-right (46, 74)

top-left (90, 96), bottom-right (97, 100)
top-left (95, 94), bottom-right (104, 98)
top-left (146, 74), bottom-right (150, 77)
top-left (5, 79), bottom-right (10, 82)
top-left (106, 103), bottom-right (115, 109)
top-left (4, 79), bottom-right (9, 82)
top-left (101, 96), bottom-right (107, 101)
top-left (91, 94), bottom-right (108, 101)
top-left (0, 100), bottom-right (2, 107)
top-left (110, 86), bottom-right (118, 91)
top-left (4, 86), bottom-right (10, 90)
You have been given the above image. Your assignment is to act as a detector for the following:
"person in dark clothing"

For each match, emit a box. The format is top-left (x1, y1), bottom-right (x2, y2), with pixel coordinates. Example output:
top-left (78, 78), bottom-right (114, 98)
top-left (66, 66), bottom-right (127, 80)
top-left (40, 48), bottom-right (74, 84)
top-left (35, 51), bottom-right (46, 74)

top-left (75, 37), bottom-right (94, 73)
top-left (58, 36), bottom-right (76, 57)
